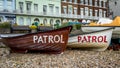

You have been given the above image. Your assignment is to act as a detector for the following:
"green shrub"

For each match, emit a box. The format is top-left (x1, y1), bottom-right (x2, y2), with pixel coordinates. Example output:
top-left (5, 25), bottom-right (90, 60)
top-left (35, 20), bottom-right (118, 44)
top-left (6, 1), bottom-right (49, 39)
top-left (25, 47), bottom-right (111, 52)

top-left (75, 24), bottom-right (81, 29)
top-left (61, 22), bottom-right (81, 29)
top-left (55, 22), bottom-right (81, 31)
top-left (29, 25), bottom-right (37, 30)
top-left (0, 22), bottom-right (11, 28)
top-left (54, 23), bottom-right (62, 29)
top-left (60, 22), bottom-right (69, 28)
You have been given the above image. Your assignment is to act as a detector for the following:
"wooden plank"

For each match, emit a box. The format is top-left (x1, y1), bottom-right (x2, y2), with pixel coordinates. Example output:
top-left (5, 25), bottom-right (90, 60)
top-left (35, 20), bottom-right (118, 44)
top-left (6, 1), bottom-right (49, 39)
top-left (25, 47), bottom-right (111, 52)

top-left (37, 26), bottom-right (53, 32)
top-left (10, 26), bottom-right (31, 33)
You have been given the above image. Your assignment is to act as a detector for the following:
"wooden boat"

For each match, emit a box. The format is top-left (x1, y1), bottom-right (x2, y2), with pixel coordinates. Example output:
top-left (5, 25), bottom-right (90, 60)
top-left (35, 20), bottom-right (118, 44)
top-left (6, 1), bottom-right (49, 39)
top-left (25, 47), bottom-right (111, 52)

top-left (68, 27), bottom-right (114, 51)
top-left (0, 26), bottom-right (72, 54)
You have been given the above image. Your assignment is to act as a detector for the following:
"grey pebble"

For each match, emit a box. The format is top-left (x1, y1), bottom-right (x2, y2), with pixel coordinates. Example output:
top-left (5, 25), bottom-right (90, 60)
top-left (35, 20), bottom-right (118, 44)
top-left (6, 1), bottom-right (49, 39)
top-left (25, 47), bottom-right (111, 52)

top-left (0, 49), bottom-right (120, 68)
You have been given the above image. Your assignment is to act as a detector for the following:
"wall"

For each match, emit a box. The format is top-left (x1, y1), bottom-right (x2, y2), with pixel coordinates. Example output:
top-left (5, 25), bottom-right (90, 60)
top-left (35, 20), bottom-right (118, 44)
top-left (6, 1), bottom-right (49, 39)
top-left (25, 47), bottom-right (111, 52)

top-left (16, 0), bottom-right (61, 26)
top-left (109, 0), bottom-right (120, 19)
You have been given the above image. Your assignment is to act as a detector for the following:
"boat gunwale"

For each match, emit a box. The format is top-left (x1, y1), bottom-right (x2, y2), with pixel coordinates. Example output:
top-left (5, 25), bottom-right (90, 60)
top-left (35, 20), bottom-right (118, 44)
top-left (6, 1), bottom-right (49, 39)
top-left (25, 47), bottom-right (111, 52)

top-left (70, 27), bottom-right (114, 37)
top-left (1, 26), bottom-right (73, 39)
top-left (81, 26), bottom-right (119, 27)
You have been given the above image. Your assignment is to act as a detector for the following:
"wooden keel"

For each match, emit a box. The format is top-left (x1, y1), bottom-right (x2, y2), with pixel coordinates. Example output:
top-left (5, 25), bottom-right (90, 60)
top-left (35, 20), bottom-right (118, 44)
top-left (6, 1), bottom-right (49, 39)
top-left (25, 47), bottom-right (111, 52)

top-left (11, 48), bottom-right (28, 53)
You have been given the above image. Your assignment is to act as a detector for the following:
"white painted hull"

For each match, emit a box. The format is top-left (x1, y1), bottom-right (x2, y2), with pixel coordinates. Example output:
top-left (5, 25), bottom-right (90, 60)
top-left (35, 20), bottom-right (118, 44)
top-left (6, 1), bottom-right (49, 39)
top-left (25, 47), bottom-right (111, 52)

top-left (68, 28), bottom-right (114, 51)
top-left (81, 26), bottom-right (120, 38)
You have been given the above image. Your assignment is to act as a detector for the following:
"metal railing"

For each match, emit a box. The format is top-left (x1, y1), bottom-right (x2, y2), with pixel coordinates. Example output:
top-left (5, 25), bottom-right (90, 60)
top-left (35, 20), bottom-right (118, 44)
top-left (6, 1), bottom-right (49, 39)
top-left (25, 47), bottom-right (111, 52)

top-left (0, 9), bottom-right (108, 20)
top-left (0, 9), bottom-right (15, 14)
top-left (14, 10), bottom-right (62, 17)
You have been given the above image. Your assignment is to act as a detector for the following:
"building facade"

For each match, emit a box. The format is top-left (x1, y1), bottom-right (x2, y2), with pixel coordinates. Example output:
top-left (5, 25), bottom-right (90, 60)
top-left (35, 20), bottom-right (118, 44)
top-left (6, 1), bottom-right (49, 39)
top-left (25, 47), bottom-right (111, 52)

top-left (16, 0), bottom-right (61, 27)
top-left (61, 0), bottom-right (108, 23)
top-left (0, 0), bottom-right (109, 26)
top-left (0, 0), bottom-right (15, 23)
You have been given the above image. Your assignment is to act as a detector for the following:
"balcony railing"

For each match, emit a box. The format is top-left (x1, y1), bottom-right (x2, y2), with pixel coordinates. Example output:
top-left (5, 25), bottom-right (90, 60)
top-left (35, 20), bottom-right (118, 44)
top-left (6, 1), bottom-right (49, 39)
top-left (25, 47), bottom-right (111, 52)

top-left (0, 9), bottom-right (107, 20)
top-left (0, 9), bottom-right (15, 14)
top-left (61, 14), bottom-right (78, 18)
top-left (14, 10), bottom-right (62, 17)
top-left (61, 14), bottom-right (101, 20)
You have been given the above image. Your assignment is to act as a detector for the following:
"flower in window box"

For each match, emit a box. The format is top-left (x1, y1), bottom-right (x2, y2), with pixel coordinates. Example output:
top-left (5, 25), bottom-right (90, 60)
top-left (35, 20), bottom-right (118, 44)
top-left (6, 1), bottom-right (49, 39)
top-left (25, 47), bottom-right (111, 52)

top-left (40, 23), bottom-right (44, 26)
top-left (30, 24), bottom-right (37, 30)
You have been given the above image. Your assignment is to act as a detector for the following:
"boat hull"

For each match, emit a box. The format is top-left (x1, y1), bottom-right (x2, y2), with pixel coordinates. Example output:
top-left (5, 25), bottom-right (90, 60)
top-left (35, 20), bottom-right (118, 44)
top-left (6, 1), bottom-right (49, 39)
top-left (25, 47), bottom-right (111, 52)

top-left (1, 26), bottom-right (72, 54)
top-left (68, 28), bottom-right (114, 51)
top-left (81, 26), bottom-right (120, 38)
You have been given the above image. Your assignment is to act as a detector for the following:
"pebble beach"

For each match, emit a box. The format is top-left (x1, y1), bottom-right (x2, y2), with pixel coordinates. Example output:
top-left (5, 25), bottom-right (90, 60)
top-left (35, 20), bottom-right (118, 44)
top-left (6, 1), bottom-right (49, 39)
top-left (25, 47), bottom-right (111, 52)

top-left (0, 46), bottom-right (120, 68)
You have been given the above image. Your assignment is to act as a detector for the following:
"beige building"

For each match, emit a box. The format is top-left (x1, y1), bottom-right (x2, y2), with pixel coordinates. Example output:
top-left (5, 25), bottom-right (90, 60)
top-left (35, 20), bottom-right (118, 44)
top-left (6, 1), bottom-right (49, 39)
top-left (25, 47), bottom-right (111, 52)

top-left (15, 0), bottom-right (61, 27)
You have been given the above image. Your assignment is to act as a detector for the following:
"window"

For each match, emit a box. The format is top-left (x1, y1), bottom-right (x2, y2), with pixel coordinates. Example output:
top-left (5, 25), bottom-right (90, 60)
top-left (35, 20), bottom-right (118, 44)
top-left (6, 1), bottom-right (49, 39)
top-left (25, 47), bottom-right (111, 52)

top-left (80, 0), bottom-right (84, 4)
top-left (74, 0), bottom-right (77, 3)
top-left (99, 9), bottom-right (102, 17)
top-left (69, 0), bottom-right (72, 3)
top-left (95, 0), bottom-right (98, 6)
top-left (80, 8), bottom-right (84, 18)
top-left (68, 5), bottom-right (73, 15)
top-left (89, 9), bottom-right (92, 16)
top-left (50, 19), bottom-right (53, 26)
top-left (43, 5), bottom-right (47, 14)
top-left (43, 19), bottom-right (47, 26)
top-left (7, 0), bottom-right (12, 12)
top-left (0, 0), bottom-right (4, 11)
top-left (27, 18), bottom-right (31, 25)
top-left (49, 4), bottom-right (54, 14)
top-left (63, 19), bottom-right (67, 23)
top-left (89, 0), bottom-right (92, 6)
top-left (19, 17), bottom-right (24, 25)
top-left (34, 4), bottom-right (38, 13)
top-left (63, 0), bottom-right (66, 2)
top-left (103, 2), bottom-right (106, 7)
top-left (104, 11), bottom-right (106, 17)
top-left (99, 1), bottom-right (101, 7)
top-left (85, 0), bottom-right (88, 5)
top-left (55, 7), bottom-right (59, 14)
top-left (95, 10), bottom-right (98, 17)
top-left (26, 2), bottom-right (31, 13)
top-left (74, 8), bottom-right (77, 15)
top-left (63, 6), bottom-right (67, 14)
top-left (69, 19), bottom-right (72, 22)
top-left (19, 2), bottom-right (23, 13)
top-left (85, 7), bottom-right (88, 16)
